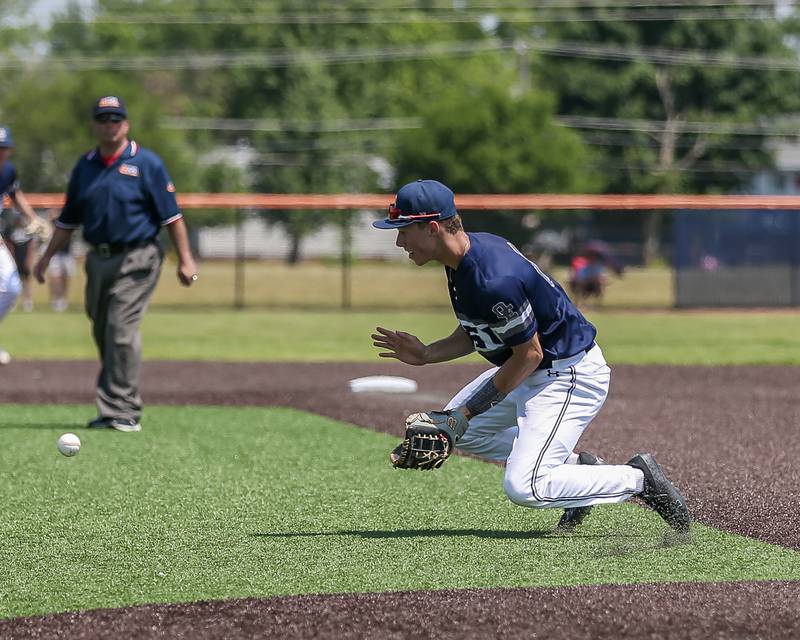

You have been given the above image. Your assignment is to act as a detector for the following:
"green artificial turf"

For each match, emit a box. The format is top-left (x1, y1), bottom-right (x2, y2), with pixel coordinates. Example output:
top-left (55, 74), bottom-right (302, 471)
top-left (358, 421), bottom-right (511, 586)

top-left (1, 404), bottom-right (799, 619)
top-left (3, 308), bottom-right (800, 364)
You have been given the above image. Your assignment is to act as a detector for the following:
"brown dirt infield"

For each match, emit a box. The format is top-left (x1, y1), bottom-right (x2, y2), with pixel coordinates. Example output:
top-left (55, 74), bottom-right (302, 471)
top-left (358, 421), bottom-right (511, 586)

top-left (4, 581), bottom-right (800, 640)
top-left (1, 360), bottom-right (799, 638)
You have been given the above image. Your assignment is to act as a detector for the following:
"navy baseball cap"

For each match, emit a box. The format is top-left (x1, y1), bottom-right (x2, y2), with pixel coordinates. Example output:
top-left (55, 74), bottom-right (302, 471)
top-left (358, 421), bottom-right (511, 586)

top-left (373, 179), bottom-right (457, 229)
top-left (93, 96), bottom-right (127, 119)
top-left (0, 126), bottom-right (14, 148)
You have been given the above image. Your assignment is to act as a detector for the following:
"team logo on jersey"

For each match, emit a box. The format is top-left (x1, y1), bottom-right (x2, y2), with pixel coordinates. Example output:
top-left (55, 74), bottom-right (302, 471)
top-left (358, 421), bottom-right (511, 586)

top-left (492, 301), bottom-right (518, 321)
top-left (98, 96), bottom-right (121, 108)
top-left (166, 181), bottom-right (176, 192)
top-left (119, 163), bottom-right (139, 177)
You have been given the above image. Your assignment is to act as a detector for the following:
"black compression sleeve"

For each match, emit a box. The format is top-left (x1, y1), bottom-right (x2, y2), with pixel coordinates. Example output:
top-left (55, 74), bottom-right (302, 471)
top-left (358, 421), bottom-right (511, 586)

top-left (465, 377), bottom-right (506, 417)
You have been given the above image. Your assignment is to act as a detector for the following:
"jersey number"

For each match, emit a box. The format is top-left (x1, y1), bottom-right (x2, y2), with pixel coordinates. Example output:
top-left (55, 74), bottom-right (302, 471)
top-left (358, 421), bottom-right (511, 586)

top-left (461, 322), bottom-right (503, 351)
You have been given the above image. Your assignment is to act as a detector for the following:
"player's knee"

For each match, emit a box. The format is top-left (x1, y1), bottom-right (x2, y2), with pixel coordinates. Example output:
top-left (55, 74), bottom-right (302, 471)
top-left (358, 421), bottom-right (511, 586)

top-left (455, 432), bottom-right (484, 454)
top-left (458, 427), bottom-right (504, 454)
top-left (503, 475), bottom-right (533, 506)
top-left (456, 434), bottom-right (511, 463)
top-left (503, 474), bottom-right (550, 508)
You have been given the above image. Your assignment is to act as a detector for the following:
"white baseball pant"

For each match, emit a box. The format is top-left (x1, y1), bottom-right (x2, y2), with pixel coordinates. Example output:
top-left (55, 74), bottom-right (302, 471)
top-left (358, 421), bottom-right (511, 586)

top-left (0, 244), bottom-right (21, 321)
top-left (447, 344), bottom-right (644, 509)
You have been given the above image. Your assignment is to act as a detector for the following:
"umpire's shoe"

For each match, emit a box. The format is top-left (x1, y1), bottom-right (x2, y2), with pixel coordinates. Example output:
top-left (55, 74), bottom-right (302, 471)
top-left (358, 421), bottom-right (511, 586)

top-left (110, 418), bottom-right (142, 433)
top-left (627, 453), bottom-right (691, 534)
top-left (87, 416), bottom-right (113, 429)
top-left (556, 451), bottom-right (606, 532)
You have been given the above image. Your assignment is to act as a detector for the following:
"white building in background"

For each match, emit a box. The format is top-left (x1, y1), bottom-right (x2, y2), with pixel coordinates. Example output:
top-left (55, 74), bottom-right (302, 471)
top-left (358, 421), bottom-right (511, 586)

top-left (194, 139), bottom-right (400, 260)
top-left (752, 141), bottom-right (800, 195)
top-left (198, 210), bottom-right (402, 260)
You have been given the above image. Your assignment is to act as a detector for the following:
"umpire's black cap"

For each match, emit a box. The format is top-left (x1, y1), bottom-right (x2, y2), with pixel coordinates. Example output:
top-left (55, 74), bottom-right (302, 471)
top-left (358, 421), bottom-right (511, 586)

top-left (93, 96), bottom-right (128, 119)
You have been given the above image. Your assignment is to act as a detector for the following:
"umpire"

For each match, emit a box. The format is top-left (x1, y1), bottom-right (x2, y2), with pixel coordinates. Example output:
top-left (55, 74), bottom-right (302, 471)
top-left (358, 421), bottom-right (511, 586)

top-left (34, 96), bottom-right (198, 432)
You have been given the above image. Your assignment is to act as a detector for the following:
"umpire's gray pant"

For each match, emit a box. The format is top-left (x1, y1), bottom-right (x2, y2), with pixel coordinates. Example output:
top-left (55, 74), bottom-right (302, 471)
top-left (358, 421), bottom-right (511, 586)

top-left (85, 242), bottom-right (163, 422)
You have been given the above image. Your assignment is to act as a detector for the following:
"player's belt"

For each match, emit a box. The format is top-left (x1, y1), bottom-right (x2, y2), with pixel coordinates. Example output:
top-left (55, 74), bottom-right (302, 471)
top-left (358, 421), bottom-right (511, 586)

top-left (92, 238), bottom-right (156, 258)
top-left (543, 341), bottom-right (597, 369)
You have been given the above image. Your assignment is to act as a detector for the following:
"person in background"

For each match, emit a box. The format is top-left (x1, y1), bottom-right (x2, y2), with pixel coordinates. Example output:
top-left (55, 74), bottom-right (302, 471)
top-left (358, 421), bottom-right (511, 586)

top-left (0, 126), bottom-right (49, 362)
top-left (34, 96), bottom-right (198, 431)
top-left (2, 210), bottom-right (37, 311)
top-left (568, 241), bottom-right (624, 307)
top-left (45, 209), bottom-right (75, 312)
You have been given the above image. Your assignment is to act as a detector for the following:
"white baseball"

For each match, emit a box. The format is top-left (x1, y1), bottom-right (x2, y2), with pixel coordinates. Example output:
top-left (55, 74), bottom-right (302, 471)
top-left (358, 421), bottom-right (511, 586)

top-left (57, 433), bottom-right (81, 457)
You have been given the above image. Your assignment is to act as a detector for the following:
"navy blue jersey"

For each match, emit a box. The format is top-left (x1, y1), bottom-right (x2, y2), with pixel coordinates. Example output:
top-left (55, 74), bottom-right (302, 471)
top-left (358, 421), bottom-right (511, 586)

top-left (0, 161), bottom-right (18, 198)
top-left (446, 232), bottom-right (597, 368)
top-left (56, 141), bottom-right (181, 245)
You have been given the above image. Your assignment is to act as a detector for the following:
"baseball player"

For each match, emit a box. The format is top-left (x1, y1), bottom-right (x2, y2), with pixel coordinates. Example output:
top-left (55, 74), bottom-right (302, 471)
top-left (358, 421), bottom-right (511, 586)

top-left (371, 179), bottom-right (690, 534)
top-left (45, 209), bottom-right (75, 312)
top-left (2, 210), bottom-right (38, 312)
top-left (0, 126), bottom-right (49, 363)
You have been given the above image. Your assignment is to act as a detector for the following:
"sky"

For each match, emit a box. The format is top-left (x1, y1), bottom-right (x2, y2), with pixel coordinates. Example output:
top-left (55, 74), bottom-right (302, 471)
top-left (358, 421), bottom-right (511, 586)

top-left (30, 0), bottom-right (93, 27)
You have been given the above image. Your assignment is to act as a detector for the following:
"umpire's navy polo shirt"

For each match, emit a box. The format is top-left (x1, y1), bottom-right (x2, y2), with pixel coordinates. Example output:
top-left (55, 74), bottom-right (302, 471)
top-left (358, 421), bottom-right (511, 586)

top-left (56, 141), bottom-right (182, 245)
top-left (0, 161), bottom-right (19, 197)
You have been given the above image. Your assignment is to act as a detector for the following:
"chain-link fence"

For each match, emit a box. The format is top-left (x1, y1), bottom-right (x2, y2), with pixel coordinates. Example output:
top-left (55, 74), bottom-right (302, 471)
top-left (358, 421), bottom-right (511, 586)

top-left (11, 194), bottom-right (800, 312)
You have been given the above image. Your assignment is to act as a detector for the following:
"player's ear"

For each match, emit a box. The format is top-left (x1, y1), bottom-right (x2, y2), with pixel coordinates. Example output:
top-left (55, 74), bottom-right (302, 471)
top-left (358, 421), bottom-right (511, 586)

top-left (428, 221), bottom-right (440, 235)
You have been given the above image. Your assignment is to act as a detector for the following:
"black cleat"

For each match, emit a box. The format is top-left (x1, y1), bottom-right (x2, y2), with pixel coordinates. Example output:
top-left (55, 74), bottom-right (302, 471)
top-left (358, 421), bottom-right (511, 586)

top-left (556, 451), bottom-right (606, 532)
top-left (626, 453), bottom-right (691, 534)
top-left (87, 416), bottom-right (113, 429)
top-left (577, 451), bottom-right (605, 466)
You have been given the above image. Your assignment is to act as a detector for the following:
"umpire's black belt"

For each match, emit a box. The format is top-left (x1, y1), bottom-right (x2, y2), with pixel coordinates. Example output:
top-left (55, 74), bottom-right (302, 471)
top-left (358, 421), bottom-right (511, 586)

top-left (91, 239), bottom-right (156, 258)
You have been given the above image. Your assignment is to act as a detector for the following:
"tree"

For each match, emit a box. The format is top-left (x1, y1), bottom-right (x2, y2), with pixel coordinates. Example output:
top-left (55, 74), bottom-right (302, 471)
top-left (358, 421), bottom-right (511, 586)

top-left (0, 70), bottom-right (198, 193)
top-left (392, 83), bottom-right (596, 247)
top-left (528, 9), bottom-right (800, 262)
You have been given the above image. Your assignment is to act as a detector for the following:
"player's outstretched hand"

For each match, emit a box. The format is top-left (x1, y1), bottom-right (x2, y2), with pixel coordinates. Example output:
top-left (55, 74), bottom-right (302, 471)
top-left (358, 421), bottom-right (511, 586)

top-left (372, 326), bottom-right (427, 365)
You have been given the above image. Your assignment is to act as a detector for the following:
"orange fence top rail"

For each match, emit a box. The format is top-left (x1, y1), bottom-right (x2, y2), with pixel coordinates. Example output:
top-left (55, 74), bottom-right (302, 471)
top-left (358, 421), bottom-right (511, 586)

top-left (15, 193), bottom-right (800, 210)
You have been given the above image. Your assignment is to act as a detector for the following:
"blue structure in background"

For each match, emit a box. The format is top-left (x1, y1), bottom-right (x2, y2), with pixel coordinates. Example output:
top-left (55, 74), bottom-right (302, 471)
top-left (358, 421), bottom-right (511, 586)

top-left (674, 210), bottom-right (800, 307)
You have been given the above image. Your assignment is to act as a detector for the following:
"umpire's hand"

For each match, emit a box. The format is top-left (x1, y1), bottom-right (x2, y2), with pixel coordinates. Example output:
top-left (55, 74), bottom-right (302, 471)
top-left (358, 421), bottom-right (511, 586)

top-left (33, 256), bottom-right (50, 284)
top-left (177, 258), bottom-right (198, 287)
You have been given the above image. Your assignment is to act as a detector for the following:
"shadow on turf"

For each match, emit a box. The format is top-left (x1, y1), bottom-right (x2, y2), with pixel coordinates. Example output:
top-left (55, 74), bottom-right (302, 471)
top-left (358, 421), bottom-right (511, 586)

top-left (251, 528), bottom-right (645, 540)
top-left (0, 422), bottom-right (84, 430)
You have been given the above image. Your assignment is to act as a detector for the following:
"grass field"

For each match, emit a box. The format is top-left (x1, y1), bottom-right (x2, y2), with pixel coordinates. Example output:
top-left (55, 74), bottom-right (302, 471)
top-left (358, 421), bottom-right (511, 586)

top-left (3, 308), bottom-right (800, 364)
top-left (2, 404), bottom-right (799, 620)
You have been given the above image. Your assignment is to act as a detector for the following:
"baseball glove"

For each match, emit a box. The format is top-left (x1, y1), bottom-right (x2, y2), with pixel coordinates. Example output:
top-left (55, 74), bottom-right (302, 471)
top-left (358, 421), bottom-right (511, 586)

top-left (390, 410), bottom-right (469, 470)
top-left (24, 218), bottom-right (51, 243)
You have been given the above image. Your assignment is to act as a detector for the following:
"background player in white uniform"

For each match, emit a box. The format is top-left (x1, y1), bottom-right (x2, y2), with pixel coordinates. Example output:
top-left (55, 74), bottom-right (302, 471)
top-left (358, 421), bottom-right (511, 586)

top-left (2, 210), bottom-right (38, 311)
top-left (0, 126), bottom-right (49, 363)
top-left (0, 231), bottom-right (20, 364)
top-left (372, 179), bottom-right (691, 534)
top-left (45, 209), bottom-right (75, 312)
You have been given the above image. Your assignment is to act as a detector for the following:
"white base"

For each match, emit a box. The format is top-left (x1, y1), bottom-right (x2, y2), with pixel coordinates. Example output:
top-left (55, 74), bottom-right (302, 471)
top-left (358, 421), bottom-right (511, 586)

top-left (348, 376), bottom-right (418, 394)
